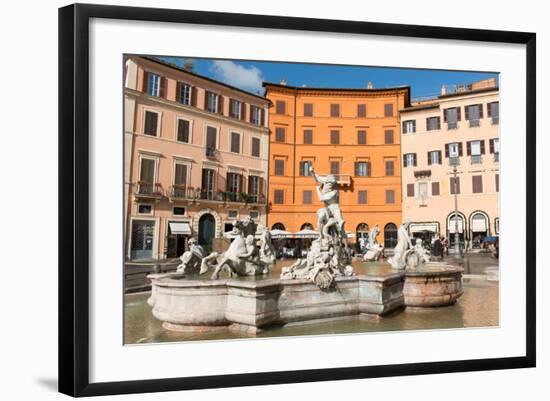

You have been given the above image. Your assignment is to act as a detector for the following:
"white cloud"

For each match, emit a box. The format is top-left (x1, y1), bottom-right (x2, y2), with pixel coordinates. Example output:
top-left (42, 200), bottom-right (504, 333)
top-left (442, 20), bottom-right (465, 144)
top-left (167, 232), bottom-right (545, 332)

top-left (210, 60), bottom-right (264, 94)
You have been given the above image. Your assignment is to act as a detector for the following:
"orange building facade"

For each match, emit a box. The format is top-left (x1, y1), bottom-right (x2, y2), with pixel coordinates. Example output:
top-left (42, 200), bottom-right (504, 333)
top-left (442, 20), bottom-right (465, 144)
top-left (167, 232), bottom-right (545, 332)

top-left (264, 83), bottom-right (410, 247)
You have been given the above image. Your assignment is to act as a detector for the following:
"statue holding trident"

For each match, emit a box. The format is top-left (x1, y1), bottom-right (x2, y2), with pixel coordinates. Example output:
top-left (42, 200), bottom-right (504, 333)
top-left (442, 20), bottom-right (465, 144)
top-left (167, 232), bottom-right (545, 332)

top-left (309, 164), bottom-right (347, 244)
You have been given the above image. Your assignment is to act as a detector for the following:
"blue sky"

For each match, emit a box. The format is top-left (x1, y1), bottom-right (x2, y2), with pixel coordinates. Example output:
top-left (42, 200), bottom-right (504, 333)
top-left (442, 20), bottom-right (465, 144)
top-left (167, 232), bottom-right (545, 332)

top-left (160, 56), bottom-right (498, 100)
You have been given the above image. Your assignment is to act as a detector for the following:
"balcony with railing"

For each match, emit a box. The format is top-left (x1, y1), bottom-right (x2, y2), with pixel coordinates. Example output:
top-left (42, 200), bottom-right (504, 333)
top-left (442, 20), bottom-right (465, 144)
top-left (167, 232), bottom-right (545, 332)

top-left (334, 174), bottom-right (352, 186)
top-left (468, 119), bottom-right (480, 128)
top-left (199, 189), bottom-right (267, 205)
top-left (205, 147), bottom-right (217, 158)
top-left (134, 181), bottom-right (163, 199)
top-left (470, 154), bottom-right (482, 164)
top-left (447, 121), bottom-right (458, 130)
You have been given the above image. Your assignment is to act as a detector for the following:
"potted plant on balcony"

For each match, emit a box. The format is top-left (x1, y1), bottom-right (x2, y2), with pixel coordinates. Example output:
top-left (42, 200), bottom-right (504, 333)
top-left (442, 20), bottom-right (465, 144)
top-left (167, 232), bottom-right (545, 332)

top-left (239, 192), bottom-right (251, 205)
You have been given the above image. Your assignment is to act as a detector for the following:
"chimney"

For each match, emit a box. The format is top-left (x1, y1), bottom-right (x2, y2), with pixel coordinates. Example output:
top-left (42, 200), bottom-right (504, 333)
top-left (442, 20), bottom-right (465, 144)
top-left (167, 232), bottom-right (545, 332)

top-left (279, 79), bottom-right (287, 86)
top-left (441, 84), bottom-right (446, 96)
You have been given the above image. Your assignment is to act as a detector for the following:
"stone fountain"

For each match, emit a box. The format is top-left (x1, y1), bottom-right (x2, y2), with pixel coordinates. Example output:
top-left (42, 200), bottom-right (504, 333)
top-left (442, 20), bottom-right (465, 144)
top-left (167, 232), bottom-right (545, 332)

top-left (147, 166), bottom-right (463, 334)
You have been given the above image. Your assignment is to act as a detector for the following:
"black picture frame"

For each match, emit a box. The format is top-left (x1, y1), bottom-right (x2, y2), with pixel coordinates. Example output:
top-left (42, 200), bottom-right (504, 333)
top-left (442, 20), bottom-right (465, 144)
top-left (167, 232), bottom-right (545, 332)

top-left (58, 3), bottom-right (536, 397)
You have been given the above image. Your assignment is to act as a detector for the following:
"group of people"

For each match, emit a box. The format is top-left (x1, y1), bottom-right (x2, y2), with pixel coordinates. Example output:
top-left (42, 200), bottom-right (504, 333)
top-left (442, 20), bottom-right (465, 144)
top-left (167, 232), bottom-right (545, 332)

top-left (431, 235), bottom-right (449, 259)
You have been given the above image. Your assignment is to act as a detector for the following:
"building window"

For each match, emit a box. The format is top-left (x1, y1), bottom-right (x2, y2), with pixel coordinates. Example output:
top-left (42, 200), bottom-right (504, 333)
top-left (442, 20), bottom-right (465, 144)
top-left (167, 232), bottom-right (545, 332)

top-left (228, 210), bottom-right (239, 219)
top-left (385, 160), bottom-right (395, 176)
top-left (472, 175), bottom-right (483, 193)
top-left (251, 137), bottom-right (261, 157)
top-left (138, 157), bottom-right (157, 195)
top-left (249, 211), bottom-right (259, 220)
top-left (173, 206), bottom-right (186, 216)
top-left (358, 190), bottom-right (368, 204)
top-left (428, 150), bottom-right (442, 165)
top-left (275, 127), bottom-right (285, 142)
top-left (490, 138), bottom-right (500, 161)
top-left (446, 142), bottom-right (462, 158)
top-left (274, 189), bottom-right (284, 204)
top-left (402, 120), bottom-right (416, 134)
top-left (300, 160), bottom-right (312, 176)
top-left (450, 177), bottom-right (461, 195)
top-left (467, 140), bottom-right (485, 164)
top-left (384, 129), bottom-right (394, 144)
top-left (176, 119), bottom-right (190, 143)
top-left (205, 126), bottom-right (217, 154)
top-left (330, 161), bottom-right (340, 175)
top-left (226, 173), bottom-right (243, 201)
top-left (206, 91), bottom-right (218, 113)
top-left (303, 129), bottom-right (313, 144)
top-left (330, 104), bottom-right (340, 117)
top-left (138, 204), bottom-right (153, 214)
top-left (229, 99), bottom-right (242, 119)
top-left (357, 130), bottom-right (367, 145)
top-left (276, 100), bottom-right (286, 115)
top-left (355, 161), bottom-right (371, 177)
top-left (488, 101), bottom-right (499, 124)
top-left (303, 190), bottom-right (312, 204)
top-left (432, 181), bottom-right (440, 196)
top-left (444, 107), bottom-right (461, 129)
top-left (386, 189), bottom-right (395, 204)
top-left (330, 130), bottom-right (340, 145)
top-left (357, 104), bottom-right (367, 118)
top-left (426, 116), bottom-right (441, 131)
top-left (304, 103), bottom-right (313, 117)
top-left (250, 106), bottom-right (262, 126)
top-left (274, 159), bottom-right (285, 176)
top-left (230, 132), bottom-right (241, 153)
top-left (407, 183), bottom-right (415, 197)
top-left (248, 175), bottom-right (263, 203)
top-left (384, 104), bottom-right (393, 117)
top-left (143, 110), bottom-right (159, 136)
top-left (201, 168), bottom-right (216, 200)
top-left (178, 83), bottom-right (191, 105)
top-left (173, 163), bottom-right (188, 197)
top-left (403, 153), bottom-right (417, 167)
top-left (147, 72), bottom-right (161, 96)
top-left (466, 104), bottom-right (483, 127)
top-left (495, 173), bottom-right (499, 192)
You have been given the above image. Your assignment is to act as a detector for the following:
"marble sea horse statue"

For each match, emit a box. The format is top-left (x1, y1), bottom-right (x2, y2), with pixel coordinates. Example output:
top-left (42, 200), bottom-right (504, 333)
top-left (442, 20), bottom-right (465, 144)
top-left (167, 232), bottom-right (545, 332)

top-left (200, 217), bottom-right (274, 279)
top-left (363, 224), bottom-right (384, 262)
top-left (281, 164), bottom-right (354, 289)
top-left (388, 220), bottom-right (413, 269)
top-left (404, 238), bottom-right (431, 270)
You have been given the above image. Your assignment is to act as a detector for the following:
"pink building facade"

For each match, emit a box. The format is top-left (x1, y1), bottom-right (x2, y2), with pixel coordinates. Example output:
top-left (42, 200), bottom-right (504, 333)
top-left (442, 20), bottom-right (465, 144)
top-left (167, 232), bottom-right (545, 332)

top-left (124, 56), bottom-right (270, 260)
top-left (400, 79), bottom-right (500, 251)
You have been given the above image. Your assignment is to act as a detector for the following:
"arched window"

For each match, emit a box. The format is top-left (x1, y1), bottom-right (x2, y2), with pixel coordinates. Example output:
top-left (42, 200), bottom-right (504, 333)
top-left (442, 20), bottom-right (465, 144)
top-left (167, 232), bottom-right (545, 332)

top-left (272, 222), bottom-right (286, 230)
top-left (384, 223), bottom-right (398, 248)
top-left (300, 223), bottom-right (314, 230)
top-left (356, 223), bottom-right (369, 239)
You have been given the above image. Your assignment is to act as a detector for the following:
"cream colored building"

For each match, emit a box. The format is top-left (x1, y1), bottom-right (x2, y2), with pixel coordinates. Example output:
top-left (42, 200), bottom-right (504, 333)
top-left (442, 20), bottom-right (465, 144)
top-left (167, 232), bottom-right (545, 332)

top-left (400, 78), bottom-right (500, 250)
top-left (124, 56), bottom-right (270, 260)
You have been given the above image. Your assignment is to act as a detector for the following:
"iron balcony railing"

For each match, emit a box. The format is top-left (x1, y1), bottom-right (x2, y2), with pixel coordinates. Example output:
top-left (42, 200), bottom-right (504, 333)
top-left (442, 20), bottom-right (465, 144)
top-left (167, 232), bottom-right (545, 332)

top-left (135, 181), bottom-right (163, 197)
top-left (470, 155), bottom-right (482, 164)
top-left (205, 147), bottom-right (217, 158)
top-left (469, 119), bottom-right (480, 128)
top-left (447, 121), bottom-right (458, 130)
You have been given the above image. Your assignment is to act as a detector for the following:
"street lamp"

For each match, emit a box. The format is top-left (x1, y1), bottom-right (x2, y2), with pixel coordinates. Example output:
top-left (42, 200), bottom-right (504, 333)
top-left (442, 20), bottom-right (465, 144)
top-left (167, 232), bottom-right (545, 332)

top-left (449, 155), bottom-right (462, 258)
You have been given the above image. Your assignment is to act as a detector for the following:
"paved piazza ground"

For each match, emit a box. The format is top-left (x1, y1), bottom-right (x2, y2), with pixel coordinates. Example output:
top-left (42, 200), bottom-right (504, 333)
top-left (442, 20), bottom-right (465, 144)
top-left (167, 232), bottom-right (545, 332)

top-left (124, 254), bottom-right (499, 344)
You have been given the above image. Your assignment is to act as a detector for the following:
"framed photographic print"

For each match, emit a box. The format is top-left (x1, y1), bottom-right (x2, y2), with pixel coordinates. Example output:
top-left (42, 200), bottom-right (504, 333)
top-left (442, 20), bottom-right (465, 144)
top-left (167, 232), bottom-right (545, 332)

top-left (58, 3), bottom-right (536, 397)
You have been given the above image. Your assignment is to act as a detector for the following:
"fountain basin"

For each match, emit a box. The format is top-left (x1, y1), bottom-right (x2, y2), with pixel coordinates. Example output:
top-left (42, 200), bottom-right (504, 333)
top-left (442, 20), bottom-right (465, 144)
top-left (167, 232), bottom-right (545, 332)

top-left (148, 271), bottom-right (405, 333)
top-left (403, 264), bottom-right (464, 307)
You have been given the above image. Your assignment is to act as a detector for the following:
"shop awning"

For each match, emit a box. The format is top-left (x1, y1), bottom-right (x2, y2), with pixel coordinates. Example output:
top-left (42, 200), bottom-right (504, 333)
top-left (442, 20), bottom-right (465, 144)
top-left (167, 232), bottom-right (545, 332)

top-left (448, 219), bottom-right (464, 234)
top-left (409, 223), bottom-right (438, 233)
top-left (472, 217), bottom-right (488, 232)
top-left (169, 222), bottom-right (191, 235)
top-left (294, 229), bottom-right (320, 238)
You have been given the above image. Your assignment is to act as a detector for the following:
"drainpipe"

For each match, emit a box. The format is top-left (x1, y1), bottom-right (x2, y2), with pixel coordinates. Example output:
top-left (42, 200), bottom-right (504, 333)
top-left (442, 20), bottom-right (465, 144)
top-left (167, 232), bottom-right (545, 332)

top-left (292, 90), bottom-right (297, 204)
